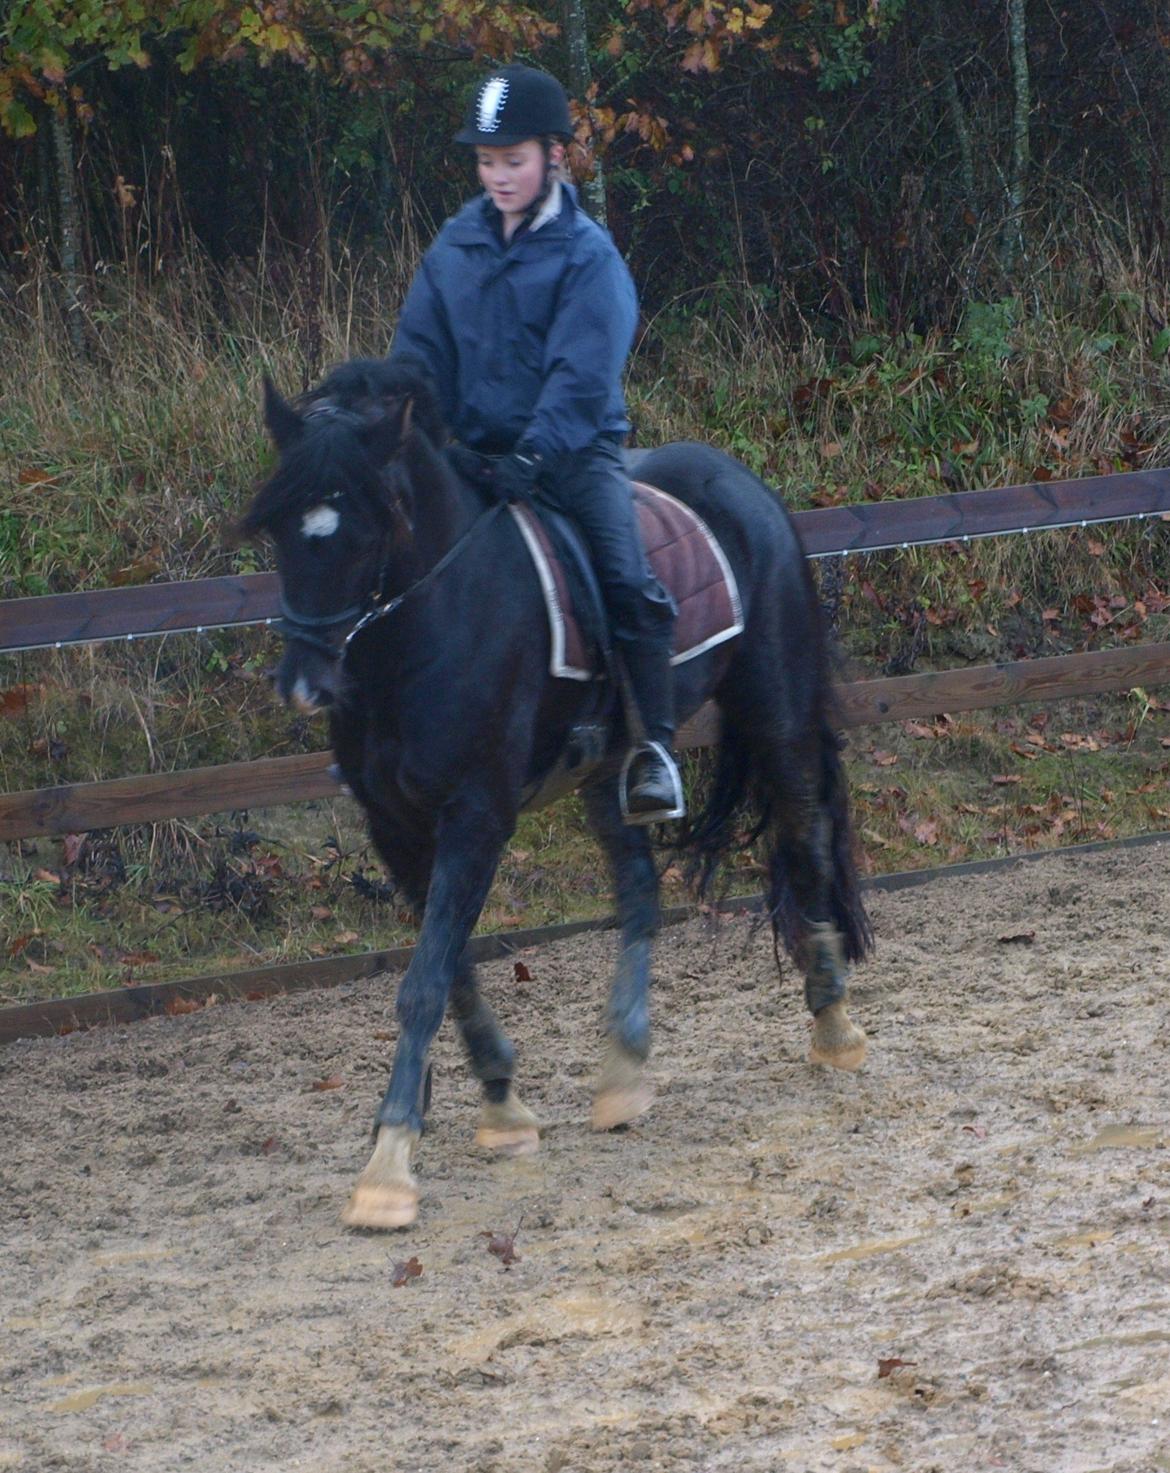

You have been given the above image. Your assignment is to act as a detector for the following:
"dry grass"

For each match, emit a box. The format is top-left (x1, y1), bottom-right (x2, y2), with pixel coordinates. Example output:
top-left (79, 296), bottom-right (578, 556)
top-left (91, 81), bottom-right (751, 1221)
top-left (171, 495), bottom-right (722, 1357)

top-left (4, 204), bottom-right (1170, 1000)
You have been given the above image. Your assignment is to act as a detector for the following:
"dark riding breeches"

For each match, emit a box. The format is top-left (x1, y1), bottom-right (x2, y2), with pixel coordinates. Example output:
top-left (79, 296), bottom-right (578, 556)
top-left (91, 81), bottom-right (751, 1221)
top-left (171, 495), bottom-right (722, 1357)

top-left (537, 436), bottom-right (675, 648)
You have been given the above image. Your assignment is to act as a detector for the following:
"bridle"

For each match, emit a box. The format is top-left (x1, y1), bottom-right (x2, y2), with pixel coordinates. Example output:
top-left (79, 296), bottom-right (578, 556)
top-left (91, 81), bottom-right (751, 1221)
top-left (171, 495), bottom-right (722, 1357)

top-left (275, 407), bottom-right (507, 661)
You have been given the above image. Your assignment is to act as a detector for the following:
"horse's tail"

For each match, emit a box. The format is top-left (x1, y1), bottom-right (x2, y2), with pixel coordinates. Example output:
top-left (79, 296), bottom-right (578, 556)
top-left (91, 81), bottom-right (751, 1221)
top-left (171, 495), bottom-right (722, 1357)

top-left (680, 708), bottom-right (872, 964)
top-left (817, 717), bottom-right (873, 962)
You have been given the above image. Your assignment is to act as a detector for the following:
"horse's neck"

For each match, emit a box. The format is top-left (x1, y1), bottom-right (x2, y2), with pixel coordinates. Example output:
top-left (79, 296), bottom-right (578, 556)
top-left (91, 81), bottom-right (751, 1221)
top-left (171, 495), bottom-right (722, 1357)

top-left (402, 434), bottom-right (480, 569)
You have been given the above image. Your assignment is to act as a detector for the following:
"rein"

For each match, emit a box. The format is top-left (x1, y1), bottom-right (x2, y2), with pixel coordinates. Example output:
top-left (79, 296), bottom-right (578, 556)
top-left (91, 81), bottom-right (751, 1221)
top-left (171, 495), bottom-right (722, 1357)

top-left (343, 500), bottom-right (506, 651)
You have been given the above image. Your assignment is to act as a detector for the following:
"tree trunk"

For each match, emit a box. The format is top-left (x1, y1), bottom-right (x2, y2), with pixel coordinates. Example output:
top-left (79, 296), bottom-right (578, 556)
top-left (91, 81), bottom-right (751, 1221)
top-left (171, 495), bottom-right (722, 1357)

top-left (560, 0), bottom-right (608, 228)
top-left (1001, 0), bottom-right (1031, 275)
top-left (935, 29), bottom-right (975, 206)
top-left (49, 104), bottom-right (85, 357)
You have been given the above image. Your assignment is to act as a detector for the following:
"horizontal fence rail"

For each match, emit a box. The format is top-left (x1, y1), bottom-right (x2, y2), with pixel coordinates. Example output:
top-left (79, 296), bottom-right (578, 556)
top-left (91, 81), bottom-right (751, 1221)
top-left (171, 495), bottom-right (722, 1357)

top-left (5, 642), bottom-right (1170, 842)
top-left (4, 467), bottom-right (1170, 654)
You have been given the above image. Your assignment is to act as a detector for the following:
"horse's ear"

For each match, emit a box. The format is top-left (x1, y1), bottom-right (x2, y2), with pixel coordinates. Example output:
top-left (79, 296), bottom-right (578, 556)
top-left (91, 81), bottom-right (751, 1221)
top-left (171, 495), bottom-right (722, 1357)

top-left (361, 395), bottom-right (414, 467)
top-left (262, 376), bottom-right (304, 452)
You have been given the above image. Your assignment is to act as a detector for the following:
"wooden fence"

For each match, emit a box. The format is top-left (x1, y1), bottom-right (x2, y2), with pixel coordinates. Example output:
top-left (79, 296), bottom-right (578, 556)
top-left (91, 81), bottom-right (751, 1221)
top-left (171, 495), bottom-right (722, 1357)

top-left (4, 465), bottom-right (1170, 844)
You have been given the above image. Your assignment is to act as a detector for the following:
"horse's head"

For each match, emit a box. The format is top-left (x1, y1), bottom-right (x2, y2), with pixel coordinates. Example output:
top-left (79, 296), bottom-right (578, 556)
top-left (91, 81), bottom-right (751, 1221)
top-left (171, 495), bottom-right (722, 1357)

top-left (233, 360), bottom-right (441, 713)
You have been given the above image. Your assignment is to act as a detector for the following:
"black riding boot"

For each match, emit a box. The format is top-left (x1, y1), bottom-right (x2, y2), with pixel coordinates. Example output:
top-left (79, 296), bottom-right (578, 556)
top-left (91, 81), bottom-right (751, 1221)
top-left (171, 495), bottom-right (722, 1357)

top-left (618, 637), bottom-right (685, 824)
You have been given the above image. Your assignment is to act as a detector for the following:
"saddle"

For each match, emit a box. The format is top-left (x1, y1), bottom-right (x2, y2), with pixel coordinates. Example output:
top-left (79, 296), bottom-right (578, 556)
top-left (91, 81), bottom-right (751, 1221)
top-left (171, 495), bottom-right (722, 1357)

top-left (511, 482), bottom-right (744, 681)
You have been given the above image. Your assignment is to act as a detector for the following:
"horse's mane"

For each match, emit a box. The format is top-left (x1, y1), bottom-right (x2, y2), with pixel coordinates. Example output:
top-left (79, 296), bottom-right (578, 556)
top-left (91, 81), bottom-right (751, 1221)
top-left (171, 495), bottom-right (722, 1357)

top-left (238, 357), bottom-right (447, 535)
top-left (311, 357), bottom-right (447, 448)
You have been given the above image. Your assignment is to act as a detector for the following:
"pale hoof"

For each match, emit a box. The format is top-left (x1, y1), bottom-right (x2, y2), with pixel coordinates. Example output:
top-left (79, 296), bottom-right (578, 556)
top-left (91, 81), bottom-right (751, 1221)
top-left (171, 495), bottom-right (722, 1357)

top-left (475, 1093), bottom-right (541, 1157)
top-left (592, 1040), bottom-right (653, 1131)
top-left (341, 1180), bottom-right (419, 1230)
top-left (341, 1124), bottom-right (419, 1231)
top-left (809, 1000), bottom-right (868, 1072)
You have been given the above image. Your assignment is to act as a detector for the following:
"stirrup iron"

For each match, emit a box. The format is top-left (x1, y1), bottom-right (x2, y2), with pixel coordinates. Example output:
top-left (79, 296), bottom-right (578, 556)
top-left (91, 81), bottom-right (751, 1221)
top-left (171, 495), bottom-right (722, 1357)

top-left (619, 740), bottom-right (685, 825)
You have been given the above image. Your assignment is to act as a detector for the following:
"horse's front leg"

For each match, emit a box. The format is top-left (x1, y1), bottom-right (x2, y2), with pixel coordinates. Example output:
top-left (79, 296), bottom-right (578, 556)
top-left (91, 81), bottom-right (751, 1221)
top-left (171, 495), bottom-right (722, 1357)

top-left (583, 778), bottom-right (657, 1130)
top-left (450, 958), bottom-right (541, 1156)
top-left (342, 802), bottom-right (511, 1230)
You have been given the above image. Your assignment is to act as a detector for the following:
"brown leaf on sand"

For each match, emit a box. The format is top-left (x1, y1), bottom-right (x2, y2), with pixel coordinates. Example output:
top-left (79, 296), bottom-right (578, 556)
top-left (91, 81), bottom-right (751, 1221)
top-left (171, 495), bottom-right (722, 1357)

top-left (997, 932), bottom-right (1035, 946)
top-left (310, 1074), bottom-right (344, 1092)
top-left (877, 1357), bottom-right (917, 1379)
top-left (513, 961), bottom-right (532, 982)
top-left (481, 1218), bottom-right (523, 1269)
top-left (392, 1256), bottom-right (423, 1288)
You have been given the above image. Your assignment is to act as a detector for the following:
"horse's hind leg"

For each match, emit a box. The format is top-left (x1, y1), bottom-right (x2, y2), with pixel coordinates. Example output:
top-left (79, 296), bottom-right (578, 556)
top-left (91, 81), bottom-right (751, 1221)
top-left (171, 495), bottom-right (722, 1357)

top-left (583, 777), bottom-right (657, 1130)
top-left (450, 958), bottom-right (541, 1156)
top-left (759, 738), bottom-right (867, 1071)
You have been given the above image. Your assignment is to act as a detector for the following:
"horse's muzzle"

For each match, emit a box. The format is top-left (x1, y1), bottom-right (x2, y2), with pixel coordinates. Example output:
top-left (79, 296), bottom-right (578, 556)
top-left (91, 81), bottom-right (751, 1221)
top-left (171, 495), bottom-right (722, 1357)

top-left (275, 643), bottom-right (342, 713)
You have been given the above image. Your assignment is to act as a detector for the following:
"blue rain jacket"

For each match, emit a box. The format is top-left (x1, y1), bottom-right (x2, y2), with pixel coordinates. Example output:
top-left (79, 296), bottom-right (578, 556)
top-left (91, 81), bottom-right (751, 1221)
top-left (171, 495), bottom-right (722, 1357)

top-left (388, 182), bottom-right (638, 458)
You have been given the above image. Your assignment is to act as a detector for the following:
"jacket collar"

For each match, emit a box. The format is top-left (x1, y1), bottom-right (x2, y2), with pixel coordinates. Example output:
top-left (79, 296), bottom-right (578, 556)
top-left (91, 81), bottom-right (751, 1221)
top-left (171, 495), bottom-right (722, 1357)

top-left (447, 179), bottom-right (578, 247)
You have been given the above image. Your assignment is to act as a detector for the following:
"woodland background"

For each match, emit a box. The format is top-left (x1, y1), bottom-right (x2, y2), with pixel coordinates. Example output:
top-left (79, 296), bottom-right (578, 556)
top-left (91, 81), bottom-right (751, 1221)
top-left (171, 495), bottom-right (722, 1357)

top-left (5, 0), bottom-right (1170, 999)
top-left (4, 1), bottom-right (1170, 349)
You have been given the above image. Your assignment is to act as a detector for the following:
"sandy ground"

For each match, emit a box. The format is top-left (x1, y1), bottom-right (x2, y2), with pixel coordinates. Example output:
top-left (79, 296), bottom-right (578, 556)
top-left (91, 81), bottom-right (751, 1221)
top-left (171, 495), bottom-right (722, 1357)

top-left (2, 843), bottom-right (1169, 1473)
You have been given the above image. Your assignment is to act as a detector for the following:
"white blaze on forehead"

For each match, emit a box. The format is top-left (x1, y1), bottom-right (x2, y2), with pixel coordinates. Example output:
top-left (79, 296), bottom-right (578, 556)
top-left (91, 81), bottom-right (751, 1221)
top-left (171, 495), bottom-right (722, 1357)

top-left (477, 76), bottom-right (509, 132)
top-left (302, 504), bottom-right (340, 539)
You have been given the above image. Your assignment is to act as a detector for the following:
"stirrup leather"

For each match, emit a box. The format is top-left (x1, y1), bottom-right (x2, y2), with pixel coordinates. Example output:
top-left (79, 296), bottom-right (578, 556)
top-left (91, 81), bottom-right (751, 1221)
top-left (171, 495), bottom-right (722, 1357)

top-left (619, 741), bottom-right (685, 825)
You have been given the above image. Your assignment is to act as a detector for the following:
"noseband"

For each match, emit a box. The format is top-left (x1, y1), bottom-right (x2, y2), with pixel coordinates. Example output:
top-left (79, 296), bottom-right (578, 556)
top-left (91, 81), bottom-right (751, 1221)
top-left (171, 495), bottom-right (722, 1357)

top-left (277, 593), bottom-right (371, 658)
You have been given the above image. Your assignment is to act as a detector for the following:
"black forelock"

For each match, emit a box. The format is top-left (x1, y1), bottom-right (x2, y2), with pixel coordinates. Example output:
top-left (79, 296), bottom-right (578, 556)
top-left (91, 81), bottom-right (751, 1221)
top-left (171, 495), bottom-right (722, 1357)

top-left (240, 415), bottom-right (389, 534)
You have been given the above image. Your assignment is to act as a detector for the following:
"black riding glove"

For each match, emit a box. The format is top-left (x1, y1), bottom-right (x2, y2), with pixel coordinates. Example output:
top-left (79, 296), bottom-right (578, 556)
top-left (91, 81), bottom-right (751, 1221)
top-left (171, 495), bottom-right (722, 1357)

top-left (492, 448), bottom-right (543, 503)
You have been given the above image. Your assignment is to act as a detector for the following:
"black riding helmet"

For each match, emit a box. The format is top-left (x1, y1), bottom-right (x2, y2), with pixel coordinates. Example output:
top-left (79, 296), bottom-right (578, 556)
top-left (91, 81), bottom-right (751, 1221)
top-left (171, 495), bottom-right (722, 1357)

top-left (454, 64), bottom-right (573, 147)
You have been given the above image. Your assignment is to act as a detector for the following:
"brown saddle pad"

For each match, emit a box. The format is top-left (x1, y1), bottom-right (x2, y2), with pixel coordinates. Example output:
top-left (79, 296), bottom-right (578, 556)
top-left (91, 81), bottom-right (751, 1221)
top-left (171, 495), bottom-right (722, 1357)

top-left (510, 481), bottom-right (744, 680)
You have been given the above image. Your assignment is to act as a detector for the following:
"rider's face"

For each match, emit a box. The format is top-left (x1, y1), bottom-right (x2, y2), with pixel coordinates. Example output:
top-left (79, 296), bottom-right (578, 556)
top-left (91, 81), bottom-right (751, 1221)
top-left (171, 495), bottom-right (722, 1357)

top-left (476, 139), bottom-right (563, 225)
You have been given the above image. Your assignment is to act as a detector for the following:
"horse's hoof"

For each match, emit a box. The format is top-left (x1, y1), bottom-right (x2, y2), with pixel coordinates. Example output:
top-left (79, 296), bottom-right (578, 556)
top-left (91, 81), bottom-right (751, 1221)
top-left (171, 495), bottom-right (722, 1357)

top-left (341, 1181), bottom-right (419, 1230)
top-left (475, 1094), bottom-right (541, 1156)
top-left (342, 1124), bottom-right (419, 1230)
top-left (591, 1082), bottom-right (654, 1132)
top-left (475, 1124), bottom-right (541, 1156)
top-left (592, 1039), bottom-right (653, 1131)
top-left (809, 1001), bottom-right (868, 1072)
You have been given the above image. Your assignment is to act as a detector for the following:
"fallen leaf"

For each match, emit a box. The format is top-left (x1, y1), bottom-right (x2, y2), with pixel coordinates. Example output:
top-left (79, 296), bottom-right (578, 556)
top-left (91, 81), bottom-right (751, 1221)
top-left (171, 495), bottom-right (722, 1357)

top-left (165, 996), bottom-right (201, 1015)
top-left (309, 905), bottom-right (333, 922)
top-left (962, 1123), bottom-right (989, 1138)
top-left (392, 1256), bottom-right (423, 1287)
top-left (513, 961), bottom-right (532, 982)
top-left (0, 683), bottom-right (42, 718)
top-left (333, 930), bottom-right (360, 946)
top-left (310, 1074), bottom-right (344, 1091)
top-left (110, 551), bottom-right (163, 587)
top-left (991, 775), bottom-right (1022, 786)
top-left (997, 931), bottom-right (1035, 946)
top-left (260, 1136), bottom-right (280, 1154)
top-left (877, 1357), bottom-right (917, 1379)
top-left (120, 950), bottom-right (160, 967)
top-left (61, 832), bottom-right (86, 867)
top-left (870, 750), bottom-right (899, 767)
top-left (34, 867), bottom-right (61, 885)
top-left (481, 1218), bottom-right (523, 1269)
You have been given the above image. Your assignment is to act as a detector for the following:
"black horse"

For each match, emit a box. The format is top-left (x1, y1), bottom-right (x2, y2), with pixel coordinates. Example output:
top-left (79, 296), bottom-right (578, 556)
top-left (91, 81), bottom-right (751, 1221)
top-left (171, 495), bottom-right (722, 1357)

top-left (236, 358), bottom-right (871, 1230)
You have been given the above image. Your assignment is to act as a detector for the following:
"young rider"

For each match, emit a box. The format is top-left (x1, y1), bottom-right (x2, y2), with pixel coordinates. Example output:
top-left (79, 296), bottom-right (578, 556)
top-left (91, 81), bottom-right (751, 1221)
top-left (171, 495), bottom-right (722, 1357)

top-left (386, 63), bottom-right (684, 824)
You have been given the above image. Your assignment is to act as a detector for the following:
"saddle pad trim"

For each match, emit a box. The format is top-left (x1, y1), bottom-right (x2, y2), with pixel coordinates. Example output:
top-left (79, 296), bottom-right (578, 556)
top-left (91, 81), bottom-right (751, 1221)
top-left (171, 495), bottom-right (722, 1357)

top-left (508, 503), bottom-right (594, 681)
